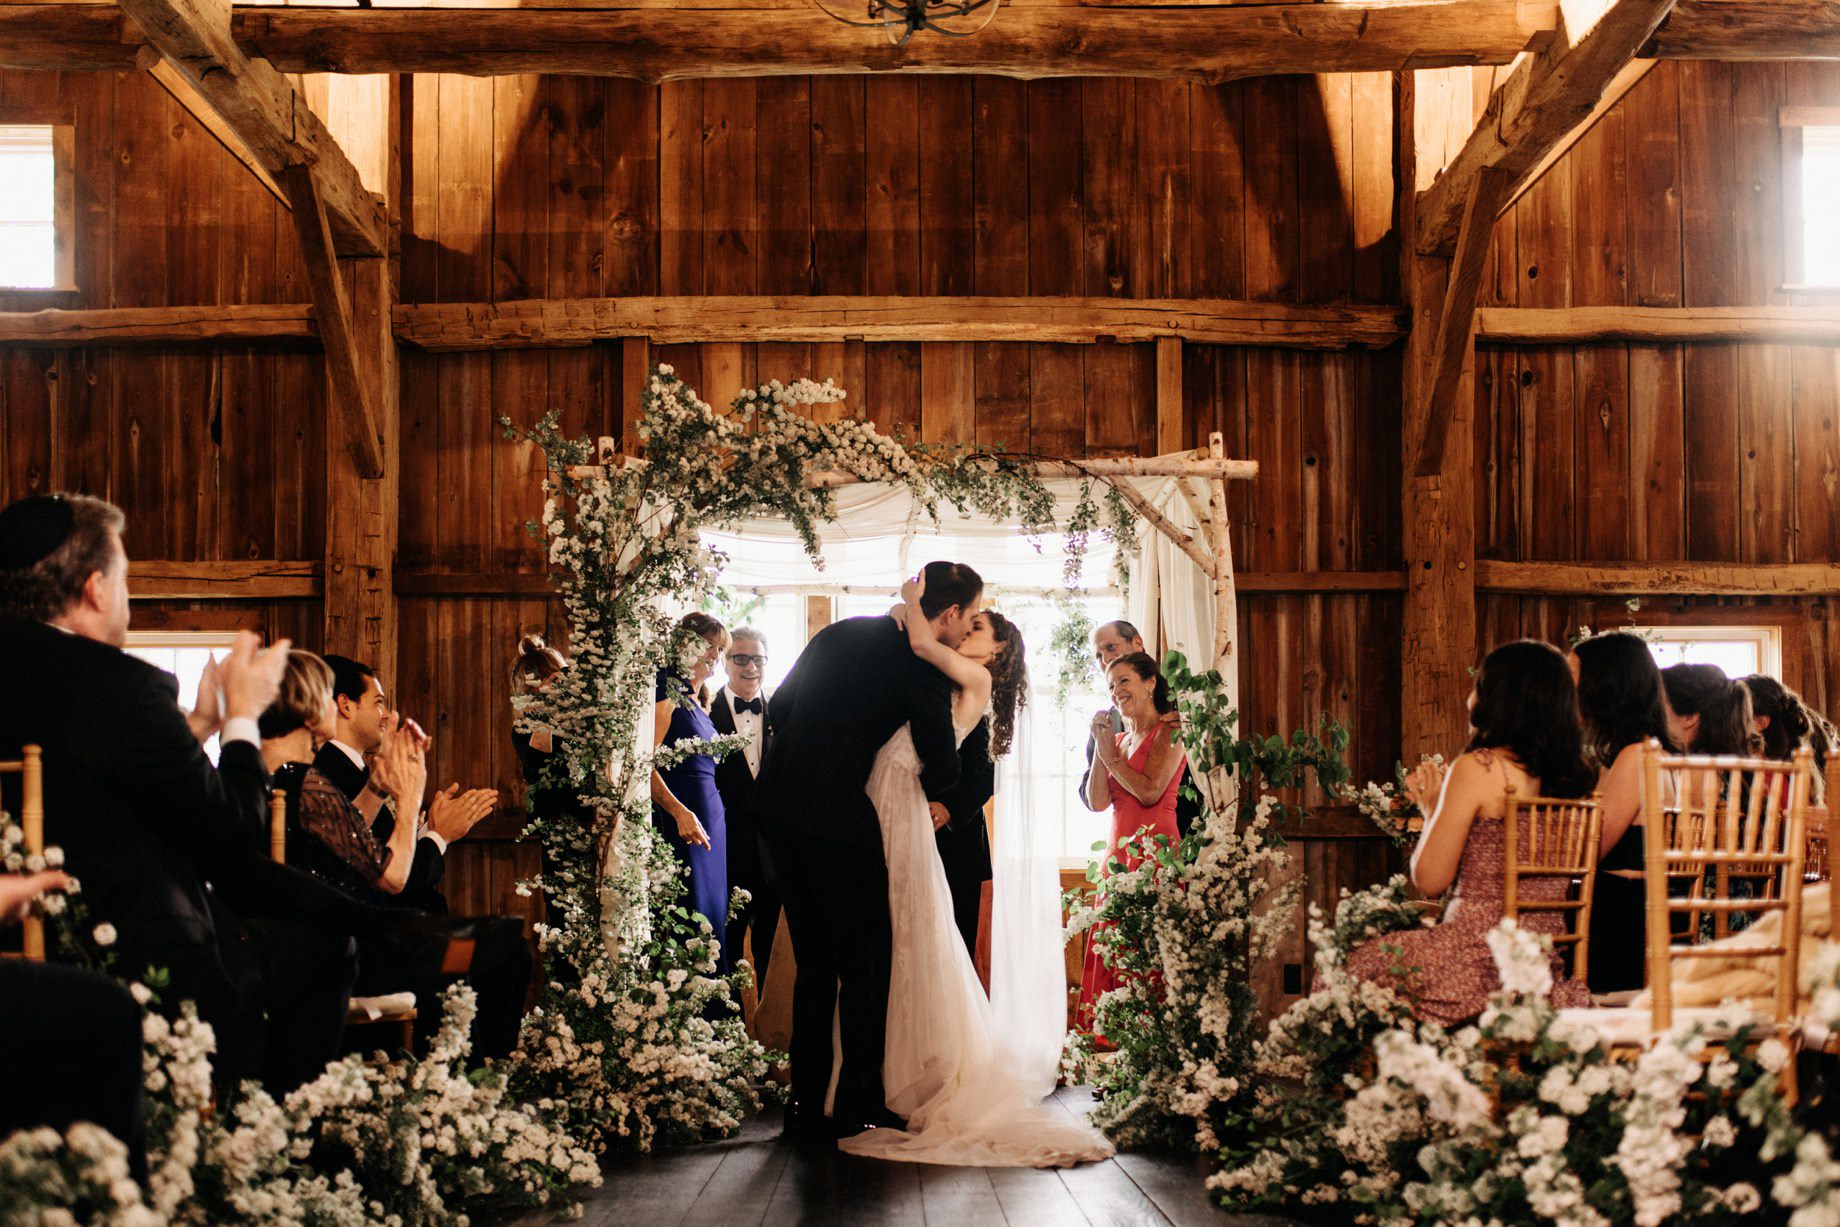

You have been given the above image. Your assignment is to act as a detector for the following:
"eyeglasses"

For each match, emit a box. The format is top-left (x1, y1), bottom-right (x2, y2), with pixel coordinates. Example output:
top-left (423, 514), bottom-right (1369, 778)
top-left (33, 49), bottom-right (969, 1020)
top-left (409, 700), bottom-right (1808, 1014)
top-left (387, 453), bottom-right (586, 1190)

top-left (727, 653), bottom-right (768, 669)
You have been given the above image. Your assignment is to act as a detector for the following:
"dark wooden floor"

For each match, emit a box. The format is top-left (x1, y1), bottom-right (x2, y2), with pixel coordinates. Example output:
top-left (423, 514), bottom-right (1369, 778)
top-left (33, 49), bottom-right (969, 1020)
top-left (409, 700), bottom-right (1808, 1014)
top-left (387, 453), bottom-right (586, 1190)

top-left (493, 1088), bottom-right (1303, 1227)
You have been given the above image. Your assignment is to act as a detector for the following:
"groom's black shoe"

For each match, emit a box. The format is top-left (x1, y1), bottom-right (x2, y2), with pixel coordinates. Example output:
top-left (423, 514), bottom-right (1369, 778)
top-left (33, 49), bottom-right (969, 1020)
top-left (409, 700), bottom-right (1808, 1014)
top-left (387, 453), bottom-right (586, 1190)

top-left (781, 1102), bottom-right (836, 1149)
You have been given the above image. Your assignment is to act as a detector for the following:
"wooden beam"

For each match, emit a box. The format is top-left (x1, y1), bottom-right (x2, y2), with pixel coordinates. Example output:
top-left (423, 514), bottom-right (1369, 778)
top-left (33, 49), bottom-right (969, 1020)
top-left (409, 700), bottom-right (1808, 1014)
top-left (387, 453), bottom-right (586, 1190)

top-left (1477, 305), bottom-right (1840, 345)
top-left (146, 55), bottom-right (288, 210)
top-left (0, 304), bottom-right (316, 347)
top-left (1416, 164), bottom-right (1513, 478)
top-left (128, 559), bottom-right (322, 600)
top-left (1646, 0), bottom-right (1840, 59)
top-left (395, 297), bottom-right (1407, 351)
top-left (1416, 0), bottom-right (1679, 256)
top-left (0, 6), bottom-right (146, 71)
top-left (1155, 337), bottom-right (1184, 457)
top-left (230, 2), bottom-right (1550, 79)
top-left (1497, 58), bottom-right (1656, 215)
top-left (1476, 560), bottom-right (1840, 596)
top-left (283, 165), bottom-right (386, 479)
top-left (393, 568), bottom-right (1406, 598)
top-left (113, 0), bottom-right (388, 256)
top-left (1104, 475), bottom-right (1215, 577)
top-left (1401, 67), bottom-right (1482, 761)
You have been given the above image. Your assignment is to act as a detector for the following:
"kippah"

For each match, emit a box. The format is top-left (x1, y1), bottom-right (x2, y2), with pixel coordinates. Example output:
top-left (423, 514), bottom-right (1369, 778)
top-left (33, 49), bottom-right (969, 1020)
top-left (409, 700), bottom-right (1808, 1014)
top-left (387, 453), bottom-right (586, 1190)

top-left (0, 495), bottom-right (74, 572)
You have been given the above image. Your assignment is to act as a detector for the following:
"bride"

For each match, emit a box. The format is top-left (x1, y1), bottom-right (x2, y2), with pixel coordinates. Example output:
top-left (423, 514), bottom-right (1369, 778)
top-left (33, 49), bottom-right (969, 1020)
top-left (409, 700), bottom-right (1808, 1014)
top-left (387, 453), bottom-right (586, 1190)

top-left (837, 574), bottom-right (1114, 1168)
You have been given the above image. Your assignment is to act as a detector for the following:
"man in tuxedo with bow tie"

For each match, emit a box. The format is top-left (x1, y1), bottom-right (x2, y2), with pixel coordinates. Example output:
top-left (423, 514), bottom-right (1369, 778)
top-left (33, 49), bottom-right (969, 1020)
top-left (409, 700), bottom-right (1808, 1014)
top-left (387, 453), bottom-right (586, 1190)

top-left (707, 627), bottom-right (778, 983)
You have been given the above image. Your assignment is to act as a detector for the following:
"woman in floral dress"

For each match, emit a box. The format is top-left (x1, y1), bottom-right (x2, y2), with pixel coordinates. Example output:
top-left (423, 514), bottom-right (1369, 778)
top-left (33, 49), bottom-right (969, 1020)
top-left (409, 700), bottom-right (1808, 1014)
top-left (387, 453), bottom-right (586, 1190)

top-left (1346, 640), bottom-right (1598, 1024)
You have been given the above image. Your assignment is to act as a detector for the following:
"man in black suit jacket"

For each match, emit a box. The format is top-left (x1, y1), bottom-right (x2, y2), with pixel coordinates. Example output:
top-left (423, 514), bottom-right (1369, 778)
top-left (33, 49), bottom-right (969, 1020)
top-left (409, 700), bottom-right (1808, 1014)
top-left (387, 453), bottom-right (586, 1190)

top-left (0, 494), bottom-right (364, 1092)
top-left (753, 561), bottom-right (980, 1139)
top-left (933, 715), bottom-right (995, 959)
top-left (708, 627), bottom-right (779, 984)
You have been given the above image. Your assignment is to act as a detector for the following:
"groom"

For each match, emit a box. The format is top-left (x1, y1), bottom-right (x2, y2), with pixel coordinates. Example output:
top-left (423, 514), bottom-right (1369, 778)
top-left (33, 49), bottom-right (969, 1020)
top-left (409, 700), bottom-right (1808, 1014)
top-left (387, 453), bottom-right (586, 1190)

top-left (754, 560), bottom-right (983, 1141)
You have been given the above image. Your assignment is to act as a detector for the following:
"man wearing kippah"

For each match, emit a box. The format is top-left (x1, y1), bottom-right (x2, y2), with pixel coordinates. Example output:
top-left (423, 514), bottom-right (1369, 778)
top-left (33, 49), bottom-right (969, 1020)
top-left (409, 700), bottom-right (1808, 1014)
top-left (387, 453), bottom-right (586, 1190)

top-left (0, 493), bottom-right (366, 1093)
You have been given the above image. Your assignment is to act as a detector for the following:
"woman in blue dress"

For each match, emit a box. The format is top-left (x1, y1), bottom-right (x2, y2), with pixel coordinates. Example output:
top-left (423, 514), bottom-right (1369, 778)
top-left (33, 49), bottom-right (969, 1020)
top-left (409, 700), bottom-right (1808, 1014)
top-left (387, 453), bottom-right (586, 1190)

top-left (650, 612), bottom-right (732, 970)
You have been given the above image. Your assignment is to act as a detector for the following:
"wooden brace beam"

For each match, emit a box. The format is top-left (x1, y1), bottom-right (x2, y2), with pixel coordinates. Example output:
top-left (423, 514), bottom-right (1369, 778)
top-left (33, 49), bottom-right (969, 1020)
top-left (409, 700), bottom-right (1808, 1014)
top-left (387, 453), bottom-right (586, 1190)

top-left (283, 165), bottom-right (387, 479)
top-left (1416, 0), bottom-right (1680, 255)
top-left (1416, 165), bottom-right (1513, 479)
top-left (114, 0), bottom-right (387, 256)
top-left (1477, 304), bottom-right (1840, 344)
top-left (0, 304), bottom-right (316, 347)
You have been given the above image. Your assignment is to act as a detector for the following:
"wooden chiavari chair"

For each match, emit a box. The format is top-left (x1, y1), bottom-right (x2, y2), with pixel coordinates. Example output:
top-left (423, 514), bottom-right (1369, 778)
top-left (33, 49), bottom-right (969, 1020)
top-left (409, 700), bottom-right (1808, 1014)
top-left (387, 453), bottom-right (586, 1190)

top-left (1502, 789), bottom-right (1602, 984)
top-left (0, 745), bottom-right (45, 961)
top-left (268, 788), bottom-right (418, 1053)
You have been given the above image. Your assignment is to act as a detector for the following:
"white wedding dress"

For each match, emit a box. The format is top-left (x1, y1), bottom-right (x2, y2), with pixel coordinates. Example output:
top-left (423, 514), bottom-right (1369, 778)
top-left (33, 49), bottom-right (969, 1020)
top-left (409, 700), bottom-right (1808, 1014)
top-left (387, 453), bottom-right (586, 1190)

top-left (836, 721), bottom-right (1115, 1168)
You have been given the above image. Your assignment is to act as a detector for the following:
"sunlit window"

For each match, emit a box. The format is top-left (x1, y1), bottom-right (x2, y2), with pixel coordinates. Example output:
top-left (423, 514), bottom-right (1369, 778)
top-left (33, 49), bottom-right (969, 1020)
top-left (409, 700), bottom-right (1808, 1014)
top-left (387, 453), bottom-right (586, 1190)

top-left (1804, 126), bottom-right (1840, 287)
top-left (0, 125), bottom-right (57, 289)
top-left (124, 632), bottom-right (243, 764)
top-left (1640, 625), bottom-right (1781, 681)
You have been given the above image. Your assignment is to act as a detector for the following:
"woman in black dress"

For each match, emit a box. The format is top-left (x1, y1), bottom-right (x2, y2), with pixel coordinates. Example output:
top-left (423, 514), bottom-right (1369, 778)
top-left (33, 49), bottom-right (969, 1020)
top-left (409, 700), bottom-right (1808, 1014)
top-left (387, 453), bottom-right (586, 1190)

top-left (1571, 632), bottom-right (1677, 994)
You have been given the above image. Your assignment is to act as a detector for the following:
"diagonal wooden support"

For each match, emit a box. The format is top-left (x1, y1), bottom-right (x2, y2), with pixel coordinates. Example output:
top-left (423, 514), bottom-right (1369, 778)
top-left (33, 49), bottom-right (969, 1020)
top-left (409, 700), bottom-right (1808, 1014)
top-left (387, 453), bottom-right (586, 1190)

top-left (284, 164), bottom-right (386, 479)
top-left (116, 0), bottom-right (387, 256)
top-left (1415, 164), bottom-right (1514, 480)
top-left (1103, 474), bottom-right (1216, 577)
top-left (1416, 0), bottom-right (1679, 256)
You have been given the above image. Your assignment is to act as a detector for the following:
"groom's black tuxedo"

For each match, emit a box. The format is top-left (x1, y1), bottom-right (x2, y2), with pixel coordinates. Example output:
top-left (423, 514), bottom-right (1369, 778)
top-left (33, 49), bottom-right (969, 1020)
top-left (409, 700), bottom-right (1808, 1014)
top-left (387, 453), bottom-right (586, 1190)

top-left (753, 614), bottom-right (962, 1131)
top-left (755, 615), bottom-right (960, 848)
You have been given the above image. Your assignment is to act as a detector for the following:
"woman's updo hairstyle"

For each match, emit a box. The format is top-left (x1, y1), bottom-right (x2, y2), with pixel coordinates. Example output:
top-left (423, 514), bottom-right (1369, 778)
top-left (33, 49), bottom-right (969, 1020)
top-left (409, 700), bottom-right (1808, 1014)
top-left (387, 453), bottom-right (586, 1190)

top-left (673, 612), bottom-right (730, 706)
top-left (1108, 651), bottom-right (1176, 716)
top-left (511, 632), bottom-right (567, 695)
top-left (1741, 674), bottom-right (1835, 801)
top-left (1662, 663), bottom-right (1764, 757)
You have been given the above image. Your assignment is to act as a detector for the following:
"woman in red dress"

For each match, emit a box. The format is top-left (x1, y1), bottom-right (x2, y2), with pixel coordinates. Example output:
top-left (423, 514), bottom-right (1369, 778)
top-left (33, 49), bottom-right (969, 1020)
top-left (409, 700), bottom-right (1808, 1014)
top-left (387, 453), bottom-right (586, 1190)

top-left (1076, 651), bottom-right (1188, 1033)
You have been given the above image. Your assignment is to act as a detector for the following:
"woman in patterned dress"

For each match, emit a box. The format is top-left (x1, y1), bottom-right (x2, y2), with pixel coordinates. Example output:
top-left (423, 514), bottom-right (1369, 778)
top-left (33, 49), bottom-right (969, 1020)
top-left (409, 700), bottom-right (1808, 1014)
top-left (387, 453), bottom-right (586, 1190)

top-left (1345, 640), bottom-right (1598, 1024)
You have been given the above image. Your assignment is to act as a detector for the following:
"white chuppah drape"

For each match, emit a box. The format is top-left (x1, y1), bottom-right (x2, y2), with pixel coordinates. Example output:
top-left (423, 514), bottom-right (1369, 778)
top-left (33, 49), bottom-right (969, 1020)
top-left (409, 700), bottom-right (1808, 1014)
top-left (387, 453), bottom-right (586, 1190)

top-left (699, 477), bottom-right (1228, 1087)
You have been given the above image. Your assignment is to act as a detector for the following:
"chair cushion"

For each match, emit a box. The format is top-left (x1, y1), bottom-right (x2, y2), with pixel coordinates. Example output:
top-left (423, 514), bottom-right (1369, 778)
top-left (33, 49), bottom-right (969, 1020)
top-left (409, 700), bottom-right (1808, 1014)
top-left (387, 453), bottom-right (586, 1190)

top-left (347, 991), bottom-right (417, 1021)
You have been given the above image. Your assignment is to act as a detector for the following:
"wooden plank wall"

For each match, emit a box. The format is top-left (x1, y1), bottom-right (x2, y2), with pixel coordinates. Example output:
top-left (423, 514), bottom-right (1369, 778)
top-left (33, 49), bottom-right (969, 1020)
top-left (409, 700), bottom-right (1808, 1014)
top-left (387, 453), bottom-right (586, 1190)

top-left (0, 68), bottom-right (326, 637)
top-left (1476, 61), bottom-right (1840, 714)
top-left (392, 72), bottom-right (1406, 997)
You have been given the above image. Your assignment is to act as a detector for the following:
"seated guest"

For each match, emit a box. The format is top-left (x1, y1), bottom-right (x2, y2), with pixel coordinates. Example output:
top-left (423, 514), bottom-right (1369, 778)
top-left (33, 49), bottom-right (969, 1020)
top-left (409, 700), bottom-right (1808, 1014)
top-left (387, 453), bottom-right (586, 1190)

top-left (652, 612), bottom-right (731, 970)
top-left (262, 650), bottom-right (528, 1060)
top-left (1572, 632), bottom-right (1679, 994)
top-left (1077, 651), bottom-right (1187, 1032)
top-left (1742, 674), bottom-right (1836, 805)
top-left (0, 493), bottom-right (360, 1093)
top-left (1080, 621), bottom-right (1200, 837)
top-left (315, 654), bottom-right (490, 913)
top-left (931, 609), bottom-right (1026, 961)
top-left (0, 869), bottom-right (146, 1184)
top-left (1345, 640), bottom-right (1596, 1023)
top-left (1662, 662), bottom-right (1765, 758)
top-left (707, 627), bottom-right (779, 980)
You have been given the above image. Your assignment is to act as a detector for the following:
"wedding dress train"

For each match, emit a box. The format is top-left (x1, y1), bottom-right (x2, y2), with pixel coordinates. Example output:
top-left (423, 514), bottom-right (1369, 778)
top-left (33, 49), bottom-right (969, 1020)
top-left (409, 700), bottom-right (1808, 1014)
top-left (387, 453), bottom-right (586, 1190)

top-left (836, 723), bottom-right (1115, 1168)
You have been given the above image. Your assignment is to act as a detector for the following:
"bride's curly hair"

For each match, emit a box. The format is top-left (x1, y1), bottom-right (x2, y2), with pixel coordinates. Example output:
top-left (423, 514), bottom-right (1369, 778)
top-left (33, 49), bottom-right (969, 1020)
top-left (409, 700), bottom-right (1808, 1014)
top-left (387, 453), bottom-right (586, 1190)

top-left (983, 610), bottom-right (1028, 760)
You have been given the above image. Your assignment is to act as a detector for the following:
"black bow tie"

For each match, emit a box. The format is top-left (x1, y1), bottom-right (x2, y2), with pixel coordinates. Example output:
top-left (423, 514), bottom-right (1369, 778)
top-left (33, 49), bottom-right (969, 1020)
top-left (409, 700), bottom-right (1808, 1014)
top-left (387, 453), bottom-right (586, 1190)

top-left (733, 696), bottom-right (764, 716)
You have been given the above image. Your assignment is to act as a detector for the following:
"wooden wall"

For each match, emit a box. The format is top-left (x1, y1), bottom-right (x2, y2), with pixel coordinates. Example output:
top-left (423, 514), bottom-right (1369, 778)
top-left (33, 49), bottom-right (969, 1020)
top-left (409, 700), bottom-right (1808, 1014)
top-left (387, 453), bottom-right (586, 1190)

top-left (1475, 60), bottom-right (1840, 714)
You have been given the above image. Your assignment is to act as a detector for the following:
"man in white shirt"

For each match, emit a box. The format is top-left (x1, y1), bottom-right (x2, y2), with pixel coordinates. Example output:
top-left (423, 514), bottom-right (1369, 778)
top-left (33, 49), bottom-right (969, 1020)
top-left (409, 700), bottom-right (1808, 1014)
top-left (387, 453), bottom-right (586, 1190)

top-left (709, 628), bottom-right (778, 981)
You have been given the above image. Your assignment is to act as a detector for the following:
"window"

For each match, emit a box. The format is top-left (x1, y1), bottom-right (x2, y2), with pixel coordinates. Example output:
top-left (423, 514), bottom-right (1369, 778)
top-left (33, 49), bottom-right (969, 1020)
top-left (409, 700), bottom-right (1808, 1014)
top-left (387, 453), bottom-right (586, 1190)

top-left (1638, 625), bottom-right (1782, 680)
top-left (0, 124), bottom-right (71, 291)
top-left (124, 631), bottom-right (243, 764)
top-left (1781, 108), bottom-right (1840, 289)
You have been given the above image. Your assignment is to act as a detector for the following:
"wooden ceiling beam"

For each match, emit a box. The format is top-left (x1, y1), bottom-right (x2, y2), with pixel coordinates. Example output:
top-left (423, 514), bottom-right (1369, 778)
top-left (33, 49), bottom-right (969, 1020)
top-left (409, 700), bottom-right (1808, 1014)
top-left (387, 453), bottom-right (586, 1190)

top-left (1476, 559), bottom-right (1840, 596)
top-left (283, 164), bottom-right (387, 479)
top-left (394, 296), bottom-right (1406, 351)
top-left (227, 1), bottom-right (1549, 79)
top-left (1416, 0), bottom-right (1680, 256)
top-left (113, 0), bottom-right (388, 256)
top-left (1645, 0), bottom-right (1840, 57)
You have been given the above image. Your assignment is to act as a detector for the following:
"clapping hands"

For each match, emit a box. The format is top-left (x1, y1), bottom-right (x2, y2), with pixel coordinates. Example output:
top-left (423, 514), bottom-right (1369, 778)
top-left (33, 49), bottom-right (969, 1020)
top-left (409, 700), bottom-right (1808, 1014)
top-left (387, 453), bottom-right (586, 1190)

top-left (1404, 758), bottom-right (1447, 817)
top-left (0, 870), bottom-right (69, 926)
top-left (429, 784), bottom-right (498, 843)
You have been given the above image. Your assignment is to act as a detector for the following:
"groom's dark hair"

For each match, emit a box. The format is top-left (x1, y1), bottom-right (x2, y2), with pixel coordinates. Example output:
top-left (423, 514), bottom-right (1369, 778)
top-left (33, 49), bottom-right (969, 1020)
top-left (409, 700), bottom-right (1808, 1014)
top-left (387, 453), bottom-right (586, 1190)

top-left (919, 561), bottom-right (983, 620)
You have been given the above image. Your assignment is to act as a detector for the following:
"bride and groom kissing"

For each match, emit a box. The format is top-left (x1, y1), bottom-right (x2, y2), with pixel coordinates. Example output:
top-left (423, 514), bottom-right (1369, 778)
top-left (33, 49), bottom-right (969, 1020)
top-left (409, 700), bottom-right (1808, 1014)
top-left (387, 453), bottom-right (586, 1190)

top-left (752, 560), bottom-right (1111, 1168)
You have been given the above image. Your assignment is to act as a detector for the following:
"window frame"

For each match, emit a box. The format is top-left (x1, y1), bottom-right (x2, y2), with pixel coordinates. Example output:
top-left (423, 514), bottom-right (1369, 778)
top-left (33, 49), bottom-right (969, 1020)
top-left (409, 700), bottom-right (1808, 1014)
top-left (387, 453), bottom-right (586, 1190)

top-left (1780, 105), bottom-right (1840, 293)
top-left (0, 117), bottom-right (75, 295)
